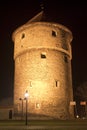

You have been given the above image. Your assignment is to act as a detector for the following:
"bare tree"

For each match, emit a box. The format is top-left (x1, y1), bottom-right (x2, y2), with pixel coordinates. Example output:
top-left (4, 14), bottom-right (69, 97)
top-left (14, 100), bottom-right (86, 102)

top-left (74, 82), bottom-right (87, 118)
top-left (75, 82), bottom-right (87, 100)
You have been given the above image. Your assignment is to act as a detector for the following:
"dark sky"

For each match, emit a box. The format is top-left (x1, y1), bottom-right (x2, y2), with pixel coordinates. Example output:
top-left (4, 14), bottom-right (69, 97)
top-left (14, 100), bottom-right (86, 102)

top-left (0, 0), bottom-right (87, 99)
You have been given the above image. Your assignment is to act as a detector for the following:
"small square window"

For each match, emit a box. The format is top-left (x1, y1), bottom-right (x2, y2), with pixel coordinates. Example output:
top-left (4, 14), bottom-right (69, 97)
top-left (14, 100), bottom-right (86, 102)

top-left (21, 45), bottom-right (23, 48)
top-left (41, 52), bottom-right (46, 58)
top-left (64, 55), bottom-right (68, 63)
top-left (36, 103), bottom-right (40, 109)
top-left (21, 33), bottom-right (25, 39)
top-left (52, 30), bottom-right (57, 37)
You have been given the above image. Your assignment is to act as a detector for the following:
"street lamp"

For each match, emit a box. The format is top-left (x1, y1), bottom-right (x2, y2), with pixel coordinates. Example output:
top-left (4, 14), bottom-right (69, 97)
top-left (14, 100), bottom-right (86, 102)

top-left (24, 90), bottom-right (29, 125)
top-left (19, 98), bottom-right (23, 120)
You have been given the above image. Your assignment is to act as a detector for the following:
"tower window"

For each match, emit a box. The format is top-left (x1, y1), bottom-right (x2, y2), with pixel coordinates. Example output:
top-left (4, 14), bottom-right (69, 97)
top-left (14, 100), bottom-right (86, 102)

top-left (30, 81), bottom-right (32, 87)
top-left (62, 43), bottom-right (68, 50)
top-left (21, 33), bottom-right (25, 39)
top-left (55, 80), bottom-right (60, 87)
top-left (21, 45), bottom-right (23, 48)
top-left (64, 55), bottom-right (68, 63)
top-left (36, 103), bottom-right (40, 109)
top-left (41, 52), bottom-right (46, 58)
top-left (52, 30), bottom-right (57, 37)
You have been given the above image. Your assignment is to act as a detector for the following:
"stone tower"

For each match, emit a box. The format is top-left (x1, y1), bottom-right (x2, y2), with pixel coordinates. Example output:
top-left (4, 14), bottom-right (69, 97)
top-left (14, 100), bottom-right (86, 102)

top-left (12, 11), bottom-right (74, 119)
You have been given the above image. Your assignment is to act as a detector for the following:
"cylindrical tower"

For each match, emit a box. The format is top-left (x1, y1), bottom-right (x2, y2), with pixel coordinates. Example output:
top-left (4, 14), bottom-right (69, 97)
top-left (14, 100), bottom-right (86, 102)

top-left (12, 19), bottom-right (74, 119)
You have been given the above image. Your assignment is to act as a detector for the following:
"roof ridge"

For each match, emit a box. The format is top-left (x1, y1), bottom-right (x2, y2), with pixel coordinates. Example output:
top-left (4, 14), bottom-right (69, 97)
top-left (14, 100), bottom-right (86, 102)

top-left (26, 11), bottom-right (45, 24)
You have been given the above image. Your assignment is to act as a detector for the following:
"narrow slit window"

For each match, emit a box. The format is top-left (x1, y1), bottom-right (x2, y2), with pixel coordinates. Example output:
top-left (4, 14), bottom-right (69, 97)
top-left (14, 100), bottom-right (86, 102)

top-left (30, 81), bottom-right (32, 87)
top-left (56, 81), bottom-right (57, 87)
top-left (55, 80), bottom-right (60, 87)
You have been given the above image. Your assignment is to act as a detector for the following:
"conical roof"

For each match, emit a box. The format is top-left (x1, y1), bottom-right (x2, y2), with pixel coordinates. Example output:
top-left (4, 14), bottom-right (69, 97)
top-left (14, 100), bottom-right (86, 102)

top-left (26, 11), bottom-right (45, 24)
top-left (12, 11), bottom-right (72, 41)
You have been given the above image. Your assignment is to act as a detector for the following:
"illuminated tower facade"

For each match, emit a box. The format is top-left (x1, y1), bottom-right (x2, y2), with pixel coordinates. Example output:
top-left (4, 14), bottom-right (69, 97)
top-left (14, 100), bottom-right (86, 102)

top-left (12, 11), bottom-right (74, 119)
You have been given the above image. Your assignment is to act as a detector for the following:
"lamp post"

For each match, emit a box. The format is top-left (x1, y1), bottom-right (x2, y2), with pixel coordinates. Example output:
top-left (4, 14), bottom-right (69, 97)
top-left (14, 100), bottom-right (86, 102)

top-left (24, 90), bottom-right (29, 125)
top-left (19, 98), bottom-right (23, 120)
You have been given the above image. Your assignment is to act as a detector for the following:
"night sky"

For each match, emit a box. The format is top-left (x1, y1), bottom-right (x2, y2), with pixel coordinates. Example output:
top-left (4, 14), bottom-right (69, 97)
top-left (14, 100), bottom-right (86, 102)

top-left (0, 0), bottom-right (87, 99)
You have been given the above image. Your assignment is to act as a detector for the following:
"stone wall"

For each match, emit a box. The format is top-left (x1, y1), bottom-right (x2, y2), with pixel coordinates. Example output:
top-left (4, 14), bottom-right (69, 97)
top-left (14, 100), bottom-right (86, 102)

top-left (12, 22), bottom-right (74, 119)
top-left (0, 107), bottom-right (13, 120)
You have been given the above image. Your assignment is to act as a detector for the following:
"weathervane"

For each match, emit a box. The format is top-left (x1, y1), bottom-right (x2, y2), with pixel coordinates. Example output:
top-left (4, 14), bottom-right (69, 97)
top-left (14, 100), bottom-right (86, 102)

top-left (39, 0), bottom-right (44, 11)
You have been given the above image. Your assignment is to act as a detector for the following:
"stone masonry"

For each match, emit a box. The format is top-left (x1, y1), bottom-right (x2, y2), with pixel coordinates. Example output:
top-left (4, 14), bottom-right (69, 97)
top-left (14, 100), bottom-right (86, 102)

top-left (12, 11), bottom-right (74, 120)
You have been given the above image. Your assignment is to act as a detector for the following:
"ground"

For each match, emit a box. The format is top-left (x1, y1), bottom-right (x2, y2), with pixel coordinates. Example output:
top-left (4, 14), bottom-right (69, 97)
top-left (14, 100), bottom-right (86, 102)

top-left (0, 119), bottom-right (87, 130)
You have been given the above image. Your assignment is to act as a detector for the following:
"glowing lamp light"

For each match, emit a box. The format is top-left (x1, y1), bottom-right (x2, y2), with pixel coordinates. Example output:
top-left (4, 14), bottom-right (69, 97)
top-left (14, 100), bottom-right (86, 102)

top-left (25, 90), bottom-right (29, 99)
top-left (76, 115), bottom-right (79, 118)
